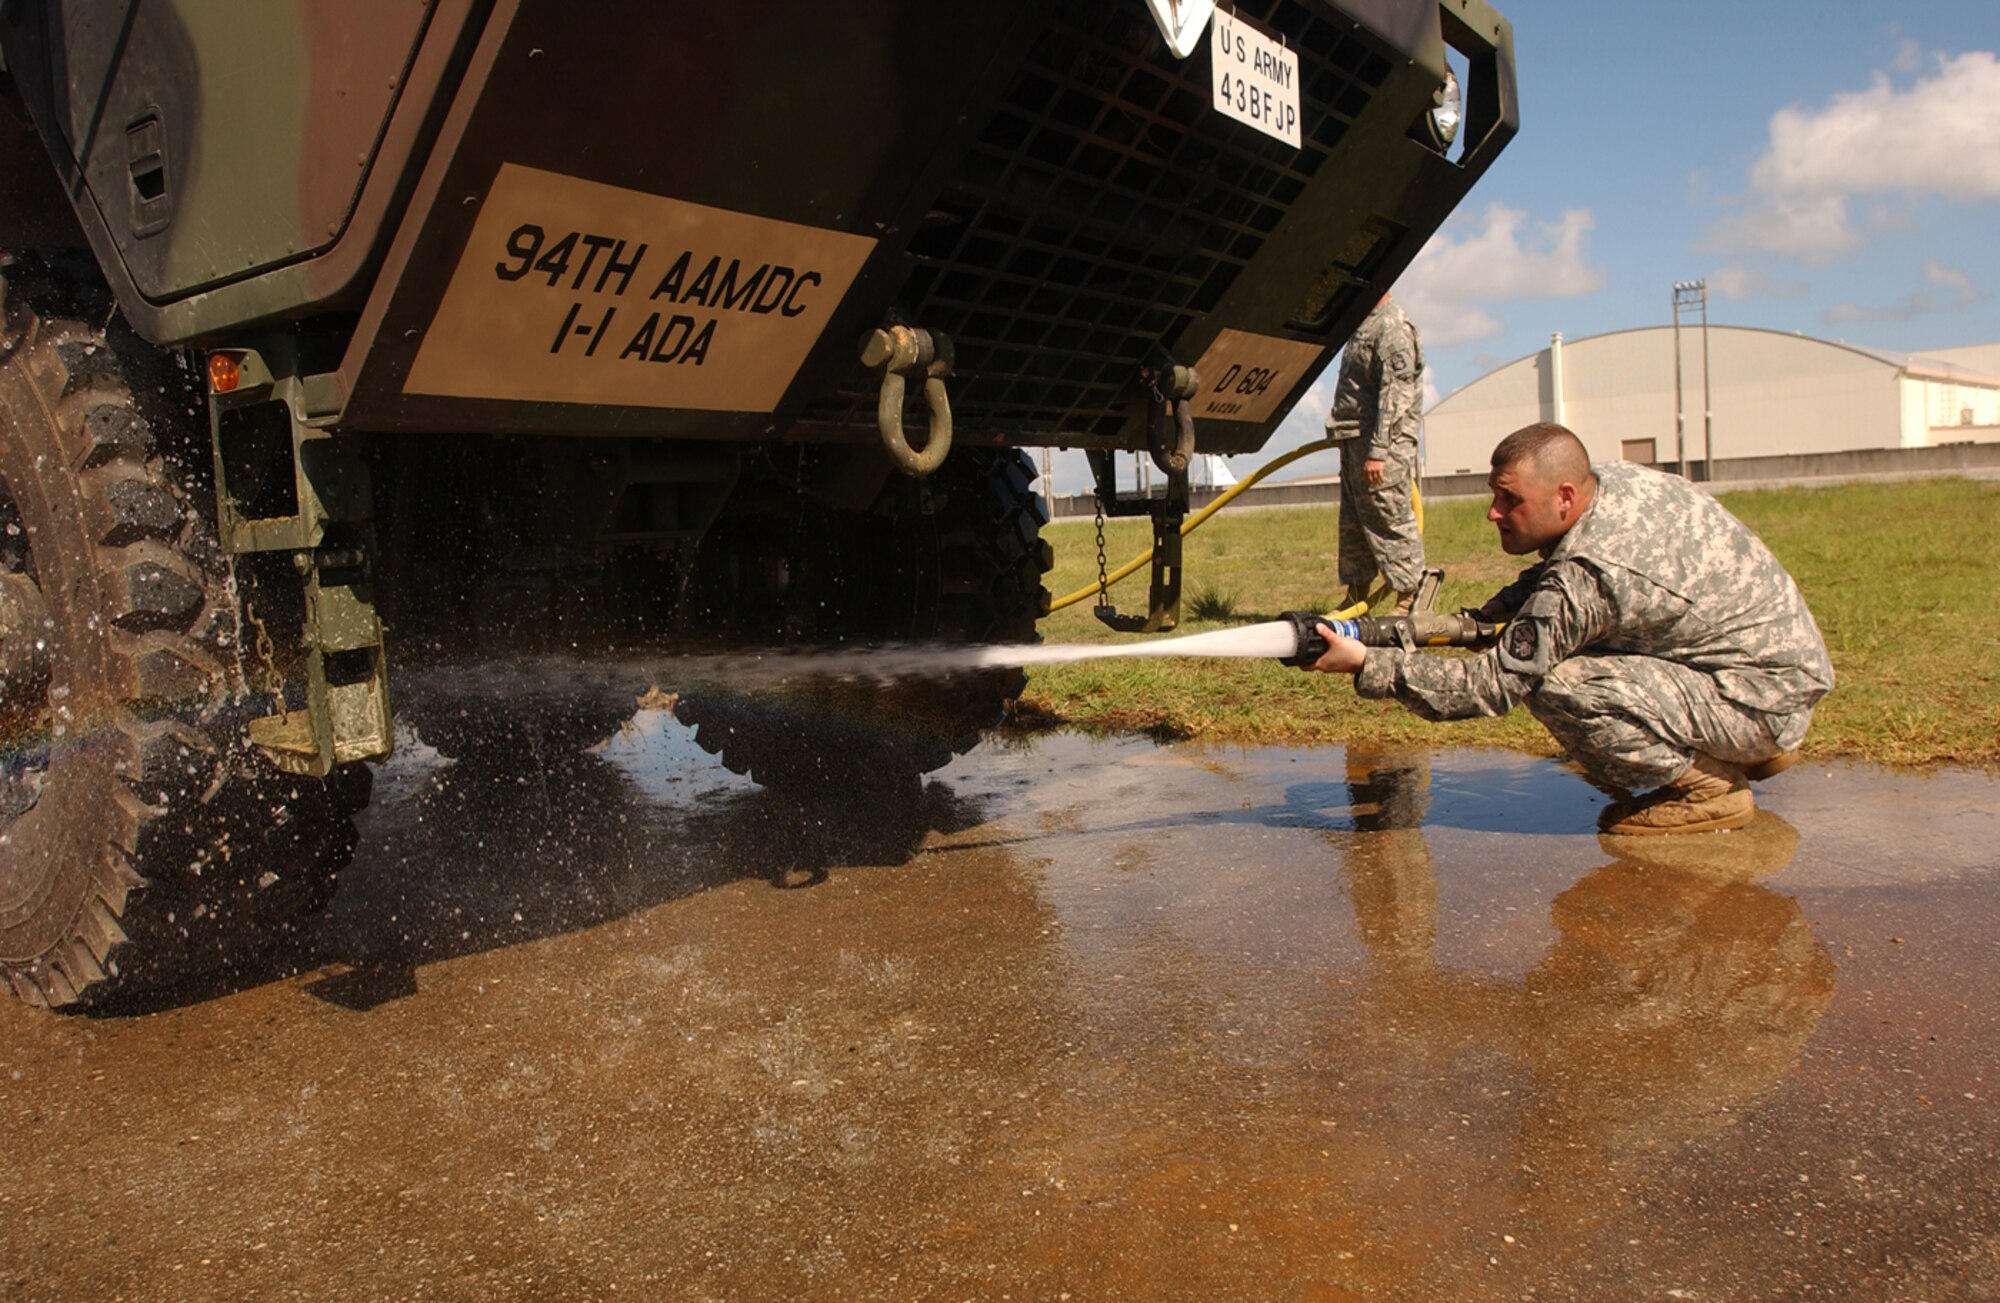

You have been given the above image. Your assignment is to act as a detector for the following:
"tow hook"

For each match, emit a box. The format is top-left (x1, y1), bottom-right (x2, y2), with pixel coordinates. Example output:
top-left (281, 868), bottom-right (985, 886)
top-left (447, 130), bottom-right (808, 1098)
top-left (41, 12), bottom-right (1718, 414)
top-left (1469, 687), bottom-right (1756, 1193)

top-left (860, 324), bottom-right (954, 478)
top-left (1142, 361), bottom-right (1199, 476)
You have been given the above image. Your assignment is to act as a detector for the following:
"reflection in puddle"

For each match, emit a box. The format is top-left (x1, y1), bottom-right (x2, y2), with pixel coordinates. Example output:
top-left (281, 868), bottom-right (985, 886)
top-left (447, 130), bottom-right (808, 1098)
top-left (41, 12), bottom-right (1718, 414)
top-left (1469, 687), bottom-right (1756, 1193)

top-left (1002, 744), bottom-right (1848, 1294)
top-left (3, 721), bottom-right (1995, 1299)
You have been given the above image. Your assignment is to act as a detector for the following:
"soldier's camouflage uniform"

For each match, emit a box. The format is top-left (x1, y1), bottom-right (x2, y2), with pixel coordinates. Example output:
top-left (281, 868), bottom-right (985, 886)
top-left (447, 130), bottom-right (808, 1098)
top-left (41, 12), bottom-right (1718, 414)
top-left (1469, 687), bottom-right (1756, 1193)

top-left (1354, 461), bottom-right (1835, 791)
top-left (1328, 296), bottom-right (1426, 592)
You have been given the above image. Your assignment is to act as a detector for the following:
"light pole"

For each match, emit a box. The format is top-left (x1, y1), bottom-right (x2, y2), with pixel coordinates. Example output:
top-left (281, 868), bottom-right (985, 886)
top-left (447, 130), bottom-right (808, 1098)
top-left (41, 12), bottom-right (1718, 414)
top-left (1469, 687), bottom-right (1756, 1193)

top-left (1672, 280), bottom-right (1710, 480)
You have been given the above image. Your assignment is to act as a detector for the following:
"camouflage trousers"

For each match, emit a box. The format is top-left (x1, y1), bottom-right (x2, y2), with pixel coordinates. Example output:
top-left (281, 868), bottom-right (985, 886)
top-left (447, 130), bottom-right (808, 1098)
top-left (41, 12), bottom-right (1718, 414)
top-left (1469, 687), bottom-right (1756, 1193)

top-left (1337, 440), bottom-right (1425, 592)
top-left (1526, 653), bottom-right (1813, 791)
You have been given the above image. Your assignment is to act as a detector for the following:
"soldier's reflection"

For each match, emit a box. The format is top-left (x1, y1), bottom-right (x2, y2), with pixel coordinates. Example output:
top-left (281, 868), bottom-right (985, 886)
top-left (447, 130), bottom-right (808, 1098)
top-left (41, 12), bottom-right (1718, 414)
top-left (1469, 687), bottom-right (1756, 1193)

top-left (1521, 815), bottom-right (1834, 1203)
top-left (1338, 749), bottom-right (1834, 1176)
top-left (1343, 750), bottom-right (1439, 985)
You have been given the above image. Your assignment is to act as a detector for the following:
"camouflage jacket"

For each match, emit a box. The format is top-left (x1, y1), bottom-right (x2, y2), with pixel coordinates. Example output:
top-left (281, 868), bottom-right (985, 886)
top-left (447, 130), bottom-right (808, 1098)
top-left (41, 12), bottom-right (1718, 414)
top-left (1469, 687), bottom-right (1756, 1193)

top-left (1327, 297), bottom-right (1423, 460)
top-left (1355, 461), bottom-right (1835, 720)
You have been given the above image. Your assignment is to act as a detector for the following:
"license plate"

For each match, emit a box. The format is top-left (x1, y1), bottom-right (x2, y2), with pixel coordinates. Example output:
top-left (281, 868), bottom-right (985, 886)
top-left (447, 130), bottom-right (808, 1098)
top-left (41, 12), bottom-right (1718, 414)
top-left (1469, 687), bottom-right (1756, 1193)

top-left (1211, 11), bottom-right (1300, 148)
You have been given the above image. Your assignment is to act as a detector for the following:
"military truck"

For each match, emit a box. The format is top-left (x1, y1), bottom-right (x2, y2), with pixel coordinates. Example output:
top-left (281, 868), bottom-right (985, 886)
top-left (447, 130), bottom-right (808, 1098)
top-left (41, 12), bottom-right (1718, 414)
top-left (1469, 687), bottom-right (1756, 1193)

top-left (0, 0), bottom-right (1515, 1006)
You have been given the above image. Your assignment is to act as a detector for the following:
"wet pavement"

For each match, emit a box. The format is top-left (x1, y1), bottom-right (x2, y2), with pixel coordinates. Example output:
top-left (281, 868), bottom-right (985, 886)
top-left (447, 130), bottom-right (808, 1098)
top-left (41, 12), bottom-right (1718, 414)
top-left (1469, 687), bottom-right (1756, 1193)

top-left (4, 718), bottom-right (1998, 1300)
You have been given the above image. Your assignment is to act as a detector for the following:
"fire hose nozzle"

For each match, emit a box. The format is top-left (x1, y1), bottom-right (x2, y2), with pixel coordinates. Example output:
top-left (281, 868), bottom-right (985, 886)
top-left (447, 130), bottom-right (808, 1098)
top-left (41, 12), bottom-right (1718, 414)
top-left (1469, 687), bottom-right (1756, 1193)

top-left (1278, 609), bottom-right (1500, 667)
top-left (1278, 610), bottom-right (1340, 667)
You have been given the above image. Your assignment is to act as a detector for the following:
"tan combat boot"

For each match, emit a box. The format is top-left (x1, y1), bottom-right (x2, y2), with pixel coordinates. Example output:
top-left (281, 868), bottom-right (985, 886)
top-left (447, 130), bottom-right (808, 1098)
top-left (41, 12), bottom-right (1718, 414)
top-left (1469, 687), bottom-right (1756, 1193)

top-left (1598, 753), bottom-right (1754, 836)
top-left (1391, 590), bottom-right (1417, 616)
top-left (1745, 749), bottom-right (1800, 781)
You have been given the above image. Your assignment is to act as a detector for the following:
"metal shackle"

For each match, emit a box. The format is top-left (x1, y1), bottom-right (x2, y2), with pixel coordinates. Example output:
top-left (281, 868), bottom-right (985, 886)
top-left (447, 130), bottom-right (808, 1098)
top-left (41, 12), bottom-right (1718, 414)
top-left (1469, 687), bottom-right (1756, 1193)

top-left (860, 325), bottom-right (954, 478)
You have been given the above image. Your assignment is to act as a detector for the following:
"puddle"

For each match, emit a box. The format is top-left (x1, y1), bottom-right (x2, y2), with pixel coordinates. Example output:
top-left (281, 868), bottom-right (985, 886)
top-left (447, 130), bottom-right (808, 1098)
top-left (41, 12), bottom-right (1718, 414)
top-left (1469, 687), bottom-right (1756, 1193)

top-left (2, 724), bottom-right (1996, 1298)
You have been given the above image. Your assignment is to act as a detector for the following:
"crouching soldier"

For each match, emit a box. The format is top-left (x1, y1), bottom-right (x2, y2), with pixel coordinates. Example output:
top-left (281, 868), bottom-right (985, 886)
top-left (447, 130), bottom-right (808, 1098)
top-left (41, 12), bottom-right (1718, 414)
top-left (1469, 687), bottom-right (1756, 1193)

top-left (1306, 422), bottom-right (1834, 835)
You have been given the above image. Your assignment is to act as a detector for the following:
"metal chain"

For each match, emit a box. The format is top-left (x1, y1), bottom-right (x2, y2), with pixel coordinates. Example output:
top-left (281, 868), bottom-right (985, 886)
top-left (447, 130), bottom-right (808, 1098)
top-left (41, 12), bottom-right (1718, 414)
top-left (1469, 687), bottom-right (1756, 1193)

top-left (1093, 491), bottom-right (1109, 607)
top-left (241, 598), bottom-right (288, 720)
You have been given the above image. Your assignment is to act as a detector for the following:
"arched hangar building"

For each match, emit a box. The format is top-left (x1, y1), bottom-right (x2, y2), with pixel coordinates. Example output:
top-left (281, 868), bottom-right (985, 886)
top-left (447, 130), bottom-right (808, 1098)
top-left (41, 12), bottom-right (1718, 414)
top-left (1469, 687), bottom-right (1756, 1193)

top-left (1421, 326), bottom-right (2000, 477)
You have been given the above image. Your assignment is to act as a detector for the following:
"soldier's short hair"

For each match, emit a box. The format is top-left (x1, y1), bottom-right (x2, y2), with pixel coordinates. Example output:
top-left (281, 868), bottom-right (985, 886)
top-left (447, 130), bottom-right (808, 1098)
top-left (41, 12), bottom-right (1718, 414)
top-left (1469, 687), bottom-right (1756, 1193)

top-left (1492, 422), bottom-right (1592, 486)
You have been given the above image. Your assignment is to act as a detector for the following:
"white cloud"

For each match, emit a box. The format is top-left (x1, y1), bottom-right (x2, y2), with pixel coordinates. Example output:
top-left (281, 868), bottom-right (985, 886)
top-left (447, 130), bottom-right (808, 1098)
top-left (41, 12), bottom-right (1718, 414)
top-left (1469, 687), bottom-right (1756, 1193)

top-left (1822, 259), bottom-right (1989, 324)
top-left (1707, 193), bottom-right (1858, 263)
top-left (1709, 50), bottom-right (2000, 261)
top-left (1277, 370), bottom-right (1339, 435)
top-left (1413, 305), bottom-right (1505, 349)
top-left (1930, 261), bottom-right (1979, 295)
top-left (1861, 201), bottom-right (1919, 239)
top-left (1394, 203), bottom-right (1606, 347)
top-left (1754, 52), bottom-right (2000, 199)
top-left (1707, 263), bottom-right (1810, 302)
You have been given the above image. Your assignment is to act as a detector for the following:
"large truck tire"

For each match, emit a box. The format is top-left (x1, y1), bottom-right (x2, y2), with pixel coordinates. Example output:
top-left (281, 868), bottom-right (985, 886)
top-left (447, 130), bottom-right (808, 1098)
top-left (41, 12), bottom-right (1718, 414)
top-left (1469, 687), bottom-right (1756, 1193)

top-left (674, 449), bottom-right (1052, 795)
top-left (0, 262), bottom-right (368, 1008)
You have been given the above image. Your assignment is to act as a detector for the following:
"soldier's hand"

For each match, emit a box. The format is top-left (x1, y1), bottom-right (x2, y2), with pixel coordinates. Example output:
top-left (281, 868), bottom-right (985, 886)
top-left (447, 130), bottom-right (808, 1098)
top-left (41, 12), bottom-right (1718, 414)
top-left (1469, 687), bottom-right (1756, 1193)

top-left (1364, 458), bottom-right (1386, 486)
top-left (1307, 623), bottom-right (1367, 675)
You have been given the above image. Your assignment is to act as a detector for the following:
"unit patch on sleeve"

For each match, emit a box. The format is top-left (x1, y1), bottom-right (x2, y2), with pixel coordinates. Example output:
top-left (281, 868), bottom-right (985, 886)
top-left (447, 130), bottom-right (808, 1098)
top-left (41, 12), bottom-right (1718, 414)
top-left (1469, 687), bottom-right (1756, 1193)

top-left (1505, 618), bottom-right (1539, 664)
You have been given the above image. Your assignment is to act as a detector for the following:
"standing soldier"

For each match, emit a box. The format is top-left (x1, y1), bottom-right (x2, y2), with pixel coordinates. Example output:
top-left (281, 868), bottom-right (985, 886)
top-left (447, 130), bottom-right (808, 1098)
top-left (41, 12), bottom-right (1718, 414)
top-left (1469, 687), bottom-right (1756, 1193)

top-left (1328, 292), bottom-right (1426, 614)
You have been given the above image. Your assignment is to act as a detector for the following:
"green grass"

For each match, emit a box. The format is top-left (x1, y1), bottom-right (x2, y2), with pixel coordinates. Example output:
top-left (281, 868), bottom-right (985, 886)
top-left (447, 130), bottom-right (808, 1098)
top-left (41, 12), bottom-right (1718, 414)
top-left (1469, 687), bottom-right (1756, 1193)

top-left (1184, 585), bottom-right (1239, 622)
top-left (1020, 477), bottom-right (2000, 768)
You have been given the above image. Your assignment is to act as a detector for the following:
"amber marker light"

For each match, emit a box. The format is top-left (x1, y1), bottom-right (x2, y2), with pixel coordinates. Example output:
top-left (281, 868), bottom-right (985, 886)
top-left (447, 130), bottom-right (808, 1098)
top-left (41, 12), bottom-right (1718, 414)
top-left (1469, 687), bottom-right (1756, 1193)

top-left (208, 352), bottom-right (240, 393)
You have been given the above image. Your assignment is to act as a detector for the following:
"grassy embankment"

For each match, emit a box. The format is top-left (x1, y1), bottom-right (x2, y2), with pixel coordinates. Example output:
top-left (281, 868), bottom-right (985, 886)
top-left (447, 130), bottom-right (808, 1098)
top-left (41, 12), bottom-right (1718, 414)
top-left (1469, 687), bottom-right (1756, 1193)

top-left (1018, 476), bottom-right (2000, 768)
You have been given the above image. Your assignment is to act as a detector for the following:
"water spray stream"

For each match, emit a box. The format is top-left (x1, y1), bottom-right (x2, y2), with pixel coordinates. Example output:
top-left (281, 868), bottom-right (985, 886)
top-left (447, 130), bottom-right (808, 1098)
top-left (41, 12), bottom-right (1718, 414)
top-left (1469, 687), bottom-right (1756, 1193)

top-left (643, 611), bottom-right (1496, 688)
top-left (394, 621), bottom-right (1307, 708)
top-left (840, 619), bottom-right (1306, 675)
top-left (395, 612), bottom-right (1500, 706)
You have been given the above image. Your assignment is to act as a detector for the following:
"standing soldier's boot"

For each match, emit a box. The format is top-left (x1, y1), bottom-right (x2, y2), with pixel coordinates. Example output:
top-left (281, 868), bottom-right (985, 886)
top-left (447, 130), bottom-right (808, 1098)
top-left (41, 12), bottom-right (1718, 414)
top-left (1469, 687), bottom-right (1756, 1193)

top-left (1598, 753), bottom-right (1754, 836)
top-left (1392, 590), bottom-right (1417, 616)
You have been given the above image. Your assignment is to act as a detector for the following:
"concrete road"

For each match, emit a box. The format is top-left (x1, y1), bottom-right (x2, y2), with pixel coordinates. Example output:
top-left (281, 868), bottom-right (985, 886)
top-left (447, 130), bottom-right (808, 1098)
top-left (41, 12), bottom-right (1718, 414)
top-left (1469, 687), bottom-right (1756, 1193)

top-left (4, 717), bottom-right (1997, 1300)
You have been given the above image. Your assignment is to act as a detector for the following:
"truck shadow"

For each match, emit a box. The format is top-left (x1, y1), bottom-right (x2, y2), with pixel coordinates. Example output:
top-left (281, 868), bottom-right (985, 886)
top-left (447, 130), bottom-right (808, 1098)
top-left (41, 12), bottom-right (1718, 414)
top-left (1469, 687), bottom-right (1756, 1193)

top-left (108, 719), bottom-right (994, 1014)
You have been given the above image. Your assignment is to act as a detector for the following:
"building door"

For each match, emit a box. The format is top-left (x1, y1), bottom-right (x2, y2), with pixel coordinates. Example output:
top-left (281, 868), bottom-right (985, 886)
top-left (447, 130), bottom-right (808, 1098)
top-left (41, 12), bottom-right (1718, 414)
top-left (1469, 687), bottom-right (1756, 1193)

top-left (1620, 438), bottom-right (1656, 464)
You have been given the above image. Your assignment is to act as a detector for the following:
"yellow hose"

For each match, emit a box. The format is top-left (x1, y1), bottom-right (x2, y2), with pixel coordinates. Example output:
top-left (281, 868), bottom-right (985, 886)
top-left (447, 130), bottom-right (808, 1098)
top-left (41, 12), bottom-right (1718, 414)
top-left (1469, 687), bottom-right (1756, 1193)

top-left (1049, 439), bottom-right (1425, 619)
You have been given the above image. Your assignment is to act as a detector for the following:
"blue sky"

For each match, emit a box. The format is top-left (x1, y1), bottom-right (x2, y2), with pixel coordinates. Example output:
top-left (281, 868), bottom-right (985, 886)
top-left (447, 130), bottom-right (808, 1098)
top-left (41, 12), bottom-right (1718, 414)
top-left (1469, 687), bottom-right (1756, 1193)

top-left (1041, 0), bottom-right (2000, 492)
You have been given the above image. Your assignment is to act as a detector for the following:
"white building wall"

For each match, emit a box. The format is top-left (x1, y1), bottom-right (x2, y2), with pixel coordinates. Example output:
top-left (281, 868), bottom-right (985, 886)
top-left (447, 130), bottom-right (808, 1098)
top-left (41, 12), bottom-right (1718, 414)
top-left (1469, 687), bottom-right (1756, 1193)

top-left (1920, 343), bottom-right (2000, 375)
top-left (1900, 378), bottom-right (1931, 448)
top-left (1708, 332), bottom-right (1901, 459)
top-left (1965, 384), bottom-right (2000, 428)
top-left (1916, 375), bottom-right (2000, 437)
top-left (1905, 344), bottom-right (2000, 443)
top-left (1425, 326), bottom-right (1914, 474)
